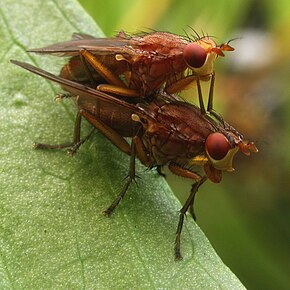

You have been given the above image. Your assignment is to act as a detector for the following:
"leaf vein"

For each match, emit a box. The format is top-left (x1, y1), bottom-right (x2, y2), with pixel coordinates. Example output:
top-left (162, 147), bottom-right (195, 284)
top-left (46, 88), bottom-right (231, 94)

top-left (51, 0), bottom-right (82, 33)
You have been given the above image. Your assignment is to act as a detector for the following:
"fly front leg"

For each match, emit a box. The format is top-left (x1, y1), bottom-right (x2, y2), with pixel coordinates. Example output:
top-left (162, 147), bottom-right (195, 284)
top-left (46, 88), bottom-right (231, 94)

top-left (165, 75), bottom-right (207, 115)
top-left (196, 78), bottom-right (206, 115)
top-left (79, 49), bottom-right (140, 98)
top-left (207, 71), bottom-right (215, 113)
top-left (168, 162), bottom-right (207, 260)
top-left (174, 176), bottom-right (207, 260)
top-left (165, 73), bottom-right (221, 116)
top-left (165, 74), bottom-right (199, 94)
top-left (206, 72), bottom-right (223, 122)
top-left (34, 111), bottom-right (93, 155)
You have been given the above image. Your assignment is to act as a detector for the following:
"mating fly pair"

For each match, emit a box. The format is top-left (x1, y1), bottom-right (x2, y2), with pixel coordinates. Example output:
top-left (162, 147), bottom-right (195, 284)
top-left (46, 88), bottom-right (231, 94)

top-left (11, 31), bottom-right (257, 260)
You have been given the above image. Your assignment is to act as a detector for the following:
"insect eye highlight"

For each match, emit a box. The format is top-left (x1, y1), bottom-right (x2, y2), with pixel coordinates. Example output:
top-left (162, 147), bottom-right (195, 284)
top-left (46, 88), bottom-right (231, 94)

top-left (183, 43), bottom-right (207, 68)
top-left (205, 133), bottom-right (231, 160)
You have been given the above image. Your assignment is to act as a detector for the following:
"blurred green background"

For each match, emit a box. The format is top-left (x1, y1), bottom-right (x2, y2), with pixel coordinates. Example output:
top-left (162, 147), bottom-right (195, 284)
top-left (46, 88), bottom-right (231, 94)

top-left (78, 0), bottom-right (290, 289)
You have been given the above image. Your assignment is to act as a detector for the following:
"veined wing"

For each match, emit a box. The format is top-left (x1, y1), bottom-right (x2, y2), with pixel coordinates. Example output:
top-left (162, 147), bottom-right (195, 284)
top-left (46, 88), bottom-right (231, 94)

top-left (10, 60), bottom-right (152, 121)
top-left (27, 33), bottom-right (132, 57)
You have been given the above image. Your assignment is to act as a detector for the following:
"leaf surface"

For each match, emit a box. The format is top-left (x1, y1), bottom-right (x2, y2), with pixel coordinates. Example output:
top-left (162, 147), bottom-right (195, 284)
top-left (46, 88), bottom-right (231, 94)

top-left (0, 1), bottom-right (245, 288)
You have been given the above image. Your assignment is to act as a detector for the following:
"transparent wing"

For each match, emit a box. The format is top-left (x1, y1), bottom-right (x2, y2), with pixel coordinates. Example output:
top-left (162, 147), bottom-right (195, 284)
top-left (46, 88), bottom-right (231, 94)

top-left (10, 60), bottom-right (152, 121)
top-left (28, 33), bottom-right (132, 57)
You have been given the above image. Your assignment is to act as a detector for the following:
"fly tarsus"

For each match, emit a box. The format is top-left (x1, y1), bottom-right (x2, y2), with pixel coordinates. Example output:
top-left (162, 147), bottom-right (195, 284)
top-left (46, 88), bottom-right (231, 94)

top-left (55, 93), bottom-right (72, 102)
top-left (33, 127), bottom-right (95, 156)
top-left (103, 175), bottom-right (134, 217)
top-left (174, 213), bottom-right (185, 260)
top-left (67, 128), bottom-right (95, 156)
top-left (33, 142), bottom-right (73, 150)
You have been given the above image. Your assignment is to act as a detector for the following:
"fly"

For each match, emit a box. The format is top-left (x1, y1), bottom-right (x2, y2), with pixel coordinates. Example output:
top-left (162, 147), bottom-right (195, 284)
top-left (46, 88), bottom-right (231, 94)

top-left (11, 60), bottom-right (257, 260)
top-left (28, 31), bottom-right (234, 114)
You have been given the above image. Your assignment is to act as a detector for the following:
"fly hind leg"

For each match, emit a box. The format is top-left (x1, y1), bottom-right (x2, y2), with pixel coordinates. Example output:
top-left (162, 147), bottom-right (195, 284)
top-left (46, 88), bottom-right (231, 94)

top-left (80, 49), bottom-right (141, 98)
top-left (34, 111), bottom-right (94, 155)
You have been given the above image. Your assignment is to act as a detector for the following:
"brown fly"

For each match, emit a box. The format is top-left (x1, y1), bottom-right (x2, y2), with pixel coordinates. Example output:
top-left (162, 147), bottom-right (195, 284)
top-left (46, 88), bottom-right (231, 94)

top-left (28, 31), bottom-right (234, 114)
top-left (11, 60), bottom-right (257, 260)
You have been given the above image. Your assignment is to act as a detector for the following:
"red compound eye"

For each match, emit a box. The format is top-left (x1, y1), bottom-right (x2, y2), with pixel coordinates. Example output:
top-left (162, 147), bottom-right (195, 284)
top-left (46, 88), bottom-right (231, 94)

top-left (183, 43), bottom-right (207, 68)
top-left (206, 133), bottom-right (231, 160)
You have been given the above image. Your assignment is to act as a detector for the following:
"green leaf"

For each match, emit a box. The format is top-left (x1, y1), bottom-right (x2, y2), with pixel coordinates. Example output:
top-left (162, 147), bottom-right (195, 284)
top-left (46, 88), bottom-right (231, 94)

top-left (0, 0), bottom-right (245, 288)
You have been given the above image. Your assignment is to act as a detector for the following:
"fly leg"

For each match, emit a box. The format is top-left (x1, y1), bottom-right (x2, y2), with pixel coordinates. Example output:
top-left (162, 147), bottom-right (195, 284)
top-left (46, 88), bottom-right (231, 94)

top-left (79, 52), bottom-right (98, 88)
top-left (196, 78), bottom-right (206, 115)
top-left (103, 134), bottom-right (152, 216)
top-left (206, 72), bottom-right (223, 122)
top-left (79, 109), bottom-right (131, 155)
top-left (168, 162), bottom-right (207, 260)
top-left (104, 140), bottom-right (136, 217)
top-left (165, 74), bottom-right (199, 94)
top-left (174, 176), bottom-right (207, 260)
top-left (102, 131), bottom-right (153, 216)
top-left (79, 110), bottom-right (148, 216)
top-left (34, 111), bottom-right (94, 155)
top-left (67, 128), bottom-right (95, 156)
top-left (79, 49), bottom-right (141, 97)
top-left (165, 75), bottom-right (206, 114)
top-left (207, 72), bottom-right (215, 113)
top-left (165, 73), bottom-right (221, 116)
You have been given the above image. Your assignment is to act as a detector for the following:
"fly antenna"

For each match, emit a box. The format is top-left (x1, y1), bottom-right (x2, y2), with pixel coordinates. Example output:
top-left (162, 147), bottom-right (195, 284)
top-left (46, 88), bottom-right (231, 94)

top-left (226, 37), bottom-right (242, 45)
